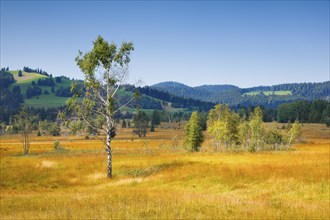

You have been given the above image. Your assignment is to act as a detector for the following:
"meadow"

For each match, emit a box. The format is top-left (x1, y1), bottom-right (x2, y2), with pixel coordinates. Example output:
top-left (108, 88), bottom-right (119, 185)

top-left (243, 90), bottom-right (292, 96)
top-left (0, 123), bottom-right (329, 219)
top-left (9, 71), bottom-right (73, 108)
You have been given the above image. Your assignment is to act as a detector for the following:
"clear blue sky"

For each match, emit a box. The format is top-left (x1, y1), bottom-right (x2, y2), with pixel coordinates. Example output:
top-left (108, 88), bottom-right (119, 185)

top-left (1, 0), bottom-right (329, 88)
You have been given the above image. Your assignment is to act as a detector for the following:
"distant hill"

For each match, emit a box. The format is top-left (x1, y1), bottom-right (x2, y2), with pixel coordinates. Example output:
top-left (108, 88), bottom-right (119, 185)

top-left (6, 71), bottom-right (211, 112)
top-left (152, 81), bottom-right (330, 108)
top-left (152, 82), bottom-right (239, 104)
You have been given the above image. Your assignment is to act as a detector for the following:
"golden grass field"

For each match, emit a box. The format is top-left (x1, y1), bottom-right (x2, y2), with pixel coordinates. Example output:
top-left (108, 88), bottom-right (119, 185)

top-left (0, 123), bottom-right (329, 219)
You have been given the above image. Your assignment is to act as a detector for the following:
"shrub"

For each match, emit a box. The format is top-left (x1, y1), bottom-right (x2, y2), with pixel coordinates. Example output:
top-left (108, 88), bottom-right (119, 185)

top-left (53, 141), bottom-right (61, 150)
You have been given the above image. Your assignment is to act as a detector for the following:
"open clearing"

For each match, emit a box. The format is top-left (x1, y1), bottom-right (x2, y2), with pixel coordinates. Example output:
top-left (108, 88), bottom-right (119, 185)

top-left (8, 71), bottom-right (74, 108)
top-left (243, 90), bottom-right (292, 96)
top-left (10, 71), bottom-right (47, 84)
top-left (0, 124), bottom-right (329, 219)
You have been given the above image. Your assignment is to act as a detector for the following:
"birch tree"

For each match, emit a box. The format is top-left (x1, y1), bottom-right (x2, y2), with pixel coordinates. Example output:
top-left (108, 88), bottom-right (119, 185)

top-left (285, 120), bottom-right (302, 146)
top-left (248, 107), bottom-right (265, 152)
top-left (207, 104), bottom-right (239, 148)
top-left (67, 36), bottom-right (135, 178)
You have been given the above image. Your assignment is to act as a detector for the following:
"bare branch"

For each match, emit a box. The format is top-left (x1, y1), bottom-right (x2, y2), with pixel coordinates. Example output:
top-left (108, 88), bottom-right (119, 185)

top-left (94, 134), bottom-right (107, 146)
top-left (91, 108), bottom-right (107, 118)
top-left (81, 114), bottom-right (107, 134)
top-left (111, 66), bottom-right (128, 98)
top-left (96, 90), bottom-right (107, 106)
top-left (113, 96), bottom-right (135, 114)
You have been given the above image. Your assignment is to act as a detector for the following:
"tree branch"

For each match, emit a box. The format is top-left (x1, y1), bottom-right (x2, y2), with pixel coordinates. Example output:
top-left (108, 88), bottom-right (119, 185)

top-left (111, 66), bottom-right (128, 98)
top-left (81, 114), bottom-right (107, 134)
top-left (113, 96), bottom-right (135, 114)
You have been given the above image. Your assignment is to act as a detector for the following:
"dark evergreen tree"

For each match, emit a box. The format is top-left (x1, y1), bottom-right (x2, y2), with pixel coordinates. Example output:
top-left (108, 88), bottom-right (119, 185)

top-left (55, 77), bottom-right (62, 83)
top-left (122, 119), bottom-right (127, 128)
top-left (151, 110), bottom-right (161, 126)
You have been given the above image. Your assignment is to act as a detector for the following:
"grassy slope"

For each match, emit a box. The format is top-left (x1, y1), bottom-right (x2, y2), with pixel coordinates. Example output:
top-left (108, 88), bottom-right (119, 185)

top-left (10, 71), bottom-right (47, 94)
top-left (11, 70), bottom-right (47, 84)
top-left (9, 71), bottom-right (74, 108)
top-left (243, 90), bottom-right (292, 96)
top-left (0, 123), bottom-right (329, 219)
top-left (24, 94), bottom-right (70, 108)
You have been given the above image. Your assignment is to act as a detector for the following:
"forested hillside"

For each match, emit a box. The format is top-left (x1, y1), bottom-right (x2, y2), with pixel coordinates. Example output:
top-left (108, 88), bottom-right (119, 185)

top-left (152, 81), bottom-right (330, 107)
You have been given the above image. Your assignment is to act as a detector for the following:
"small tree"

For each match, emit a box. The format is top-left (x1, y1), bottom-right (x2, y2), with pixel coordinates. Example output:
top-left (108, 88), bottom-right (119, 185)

top-left (67, 119), bottom-right (85, 135)
top-left (265, 128), bottom-right (284, 150)
top-left (49, 122), bottom-right (61, 136)
top-left (184, 112), bottom-right (204, 152)
top-left (207, 104), bottom-right (239, 149)
top-left (0, 122), bottom-right (6, 135)
top-left (248, 107), bottom-right (264, 152)
top-left (150, 124), bottom-right (155, 132)
top-left (133, 111), bottom-right (149, 137)
top-left (151, 110), bottom-right (161, 126)
top-left (238, 120), bottom-right (250, 148)
top-left (286, 121), bottom-right (302, 146)
top-left (14, 110), bottom-right (33, 155)
top-left (122, 119), bottom-right (127, 128)
top-left (66, 36), bottom-right (135, 178)
top-left (18, 70), bottom-right (23, 77)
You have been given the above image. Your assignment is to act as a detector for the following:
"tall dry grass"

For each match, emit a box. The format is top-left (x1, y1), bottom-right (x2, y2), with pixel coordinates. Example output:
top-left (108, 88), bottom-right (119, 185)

top-left (0, 123), bottom-right (329, 219)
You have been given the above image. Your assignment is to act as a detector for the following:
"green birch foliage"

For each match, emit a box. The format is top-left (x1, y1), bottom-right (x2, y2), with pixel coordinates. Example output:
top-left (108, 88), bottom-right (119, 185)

top-left (184, 112), bottom-right (204, 152)
top-left (207, 104), bottom-right (240, 147)
top-left (248, 107), bottom-right (265, 152)
top-left (286, 120), bottom-right (302, 145)
top-left (66, 36), bottom-right (134, 136)
top-left (238, 121), bottom-right (250, 148)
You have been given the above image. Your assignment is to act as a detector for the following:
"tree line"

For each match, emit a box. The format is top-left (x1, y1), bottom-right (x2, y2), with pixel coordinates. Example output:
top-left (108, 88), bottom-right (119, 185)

top-left (184, 105), bottom-right (302, 153)
top-left (23, 66), bottom-right (49, 76)
top-left (277, 100), bottom-right (330, 125)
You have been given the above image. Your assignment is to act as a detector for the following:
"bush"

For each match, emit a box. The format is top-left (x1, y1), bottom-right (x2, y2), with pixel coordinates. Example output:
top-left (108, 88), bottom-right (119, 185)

top-left (264, 128), bottom-right (284, 150)
top-left (53, 141), bottom-right (61, 150)
top-left (49, 123), bottom-right (61, 136)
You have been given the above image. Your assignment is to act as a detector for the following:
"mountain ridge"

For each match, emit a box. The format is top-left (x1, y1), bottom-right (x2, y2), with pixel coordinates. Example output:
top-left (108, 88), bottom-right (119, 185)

top-left (152, 80), bottom-right (329, 90)
top-left (151, 81), bottom-right (330, 107)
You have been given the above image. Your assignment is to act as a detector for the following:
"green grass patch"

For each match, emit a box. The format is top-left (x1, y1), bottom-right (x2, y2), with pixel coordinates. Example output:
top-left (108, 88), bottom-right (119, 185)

top-left (8, 70), bottom-right (75, 108)
top-left (243, 90), bottom-right (292, 96)
top-left (24, 93), bottom-right (69, 108)
top-left (10, 71), bottom-right (46, 84)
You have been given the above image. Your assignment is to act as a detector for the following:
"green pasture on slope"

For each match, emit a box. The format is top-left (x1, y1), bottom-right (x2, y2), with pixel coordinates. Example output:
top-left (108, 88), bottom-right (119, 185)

top-left (243, 90), bottom-right (292, 96)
